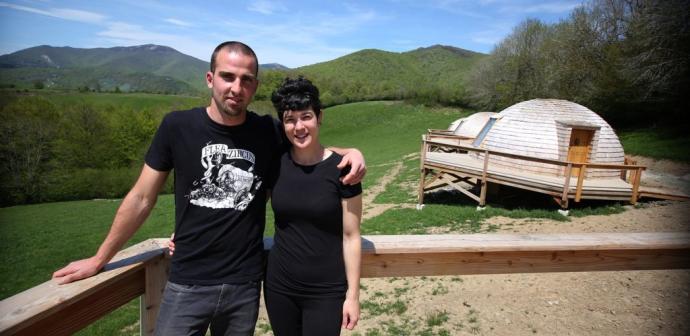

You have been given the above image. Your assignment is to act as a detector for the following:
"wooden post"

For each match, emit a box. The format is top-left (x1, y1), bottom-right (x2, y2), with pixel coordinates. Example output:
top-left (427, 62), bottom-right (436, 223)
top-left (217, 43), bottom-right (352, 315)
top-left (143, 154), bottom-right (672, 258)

top-left (621, 157), bottom-right (629, 181)
top-left (140, 256), bottom-right (170, 336)
top-left (631, 167), bottom-right (643, 204)
top-left (479, 150), bottom-right (490, 206)
top-left (575, 164), bottom-right (586, 202)
top-left (418, 137), bottom-right (429, 207)
top-left (561, 163), bottom-right (572, 209)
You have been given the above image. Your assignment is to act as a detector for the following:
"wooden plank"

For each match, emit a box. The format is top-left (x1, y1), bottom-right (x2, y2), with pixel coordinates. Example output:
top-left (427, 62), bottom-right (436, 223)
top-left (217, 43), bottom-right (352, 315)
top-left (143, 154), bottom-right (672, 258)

top-left (4, 270), bottom-right (145, 336)
top-left (361, 249), bottom-right (690, 277)
top-left (575, 164), bottom-right (586, 202)
top-left (0, 239), bottom-right (168, 335)
top-left (140, 256), bottom-right (170, 336)
top-left (358, 233), bottom-right (690, 253)
top-left (422, 171), bottom-right (445, 189)
top-left (562, 163), bottom-right (573, 207)
top-left (424, 139), bottom-right (646, 170)
top-left (479, 150), bottom-right (489, 206)
top-left (418, 139), bottom-right (428, 206)
top-left (638, 186), bottom-right (690, 201)
top-left (439, 175), bottom-right (480, 202)
top-left (631, 167), bottom-right (643, 204)
top-left (275, 232), bottom-right (690, 277)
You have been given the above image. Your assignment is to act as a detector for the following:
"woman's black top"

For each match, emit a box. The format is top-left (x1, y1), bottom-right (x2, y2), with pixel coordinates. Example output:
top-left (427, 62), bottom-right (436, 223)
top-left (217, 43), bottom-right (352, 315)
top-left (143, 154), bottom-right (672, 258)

top-left (265, 152), bottom-right (362, 298)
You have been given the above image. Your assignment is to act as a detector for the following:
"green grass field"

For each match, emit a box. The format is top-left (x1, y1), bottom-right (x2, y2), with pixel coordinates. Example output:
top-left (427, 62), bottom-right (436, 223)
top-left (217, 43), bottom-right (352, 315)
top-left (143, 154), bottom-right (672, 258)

top-left (0, 96), bottom-right (685, 335)
top-left (618, 128), bottom-right (690, 163)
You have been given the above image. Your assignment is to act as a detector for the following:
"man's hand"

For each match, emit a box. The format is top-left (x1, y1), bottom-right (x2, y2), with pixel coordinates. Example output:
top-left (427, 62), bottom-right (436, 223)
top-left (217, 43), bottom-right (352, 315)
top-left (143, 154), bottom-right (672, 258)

top-left (52, 256), bottom-right (103, 285)
top-left (337, 148), bottom-right (366, 185)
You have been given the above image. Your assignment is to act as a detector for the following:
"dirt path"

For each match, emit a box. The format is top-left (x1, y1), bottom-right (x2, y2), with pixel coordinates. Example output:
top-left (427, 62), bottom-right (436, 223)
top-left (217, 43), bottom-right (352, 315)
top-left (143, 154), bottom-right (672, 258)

top-left (362, 153), bottom-right (419, 220)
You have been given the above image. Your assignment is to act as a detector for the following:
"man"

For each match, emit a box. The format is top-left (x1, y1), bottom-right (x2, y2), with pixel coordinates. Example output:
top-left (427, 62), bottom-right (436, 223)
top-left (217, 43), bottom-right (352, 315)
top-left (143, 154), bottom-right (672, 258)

top-left (53, 41), bottom-right (365, 335)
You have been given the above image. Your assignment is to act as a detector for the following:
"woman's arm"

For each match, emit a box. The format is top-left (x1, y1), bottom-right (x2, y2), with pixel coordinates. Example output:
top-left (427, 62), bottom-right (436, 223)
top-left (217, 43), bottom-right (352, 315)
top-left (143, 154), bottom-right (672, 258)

top-left (341, 194), bottom-right (363, 330)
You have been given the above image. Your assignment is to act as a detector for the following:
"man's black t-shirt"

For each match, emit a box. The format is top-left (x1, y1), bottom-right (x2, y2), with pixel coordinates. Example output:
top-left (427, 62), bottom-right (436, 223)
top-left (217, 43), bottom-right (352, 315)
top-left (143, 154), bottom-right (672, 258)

top-left (145, 107), bottom-right (281, 285)
top-left (265, 152), bottom-right (362, 298)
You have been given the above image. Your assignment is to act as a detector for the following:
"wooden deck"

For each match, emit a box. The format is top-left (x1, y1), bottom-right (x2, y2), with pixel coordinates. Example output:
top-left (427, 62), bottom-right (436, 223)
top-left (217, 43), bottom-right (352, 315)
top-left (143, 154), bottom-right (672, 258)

top-left (426, 151), bottom-right (633, 199)
top-left (419, 136), bottom-right (646, 209)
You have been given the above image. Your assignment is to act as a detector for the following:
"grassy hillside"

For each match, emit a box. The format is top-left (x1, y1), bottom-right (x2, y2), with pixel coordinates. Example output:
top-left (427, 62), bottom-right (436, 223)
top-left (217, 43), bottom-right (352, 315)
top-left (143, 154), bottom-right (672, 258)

top-left (256, 45), bottom-right (486, 106)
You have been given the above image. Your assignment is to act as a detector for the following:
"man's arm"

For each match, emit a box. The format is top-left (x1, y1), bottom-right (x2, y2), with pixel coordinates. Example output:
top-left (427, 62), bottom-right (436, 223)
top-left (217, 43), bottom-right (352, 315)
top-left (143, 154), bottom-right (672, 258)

top-left (52, 164), bottom-right (169, 284)
top-left (329, 147), bottom-right (366, 185)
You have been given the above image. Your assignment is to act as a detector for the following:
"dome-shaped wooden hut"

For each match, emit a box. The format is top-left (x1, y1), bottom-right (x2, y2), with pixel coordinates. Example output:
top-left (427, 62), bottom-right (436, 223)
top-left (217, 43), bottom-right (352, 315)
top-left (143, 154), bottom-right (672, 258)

top-left (419, 99), bottom-right (646, 210)
top-left (469, 99), bottom-right (624, 179)
top-left (450, 112), bottom-right (499, 138)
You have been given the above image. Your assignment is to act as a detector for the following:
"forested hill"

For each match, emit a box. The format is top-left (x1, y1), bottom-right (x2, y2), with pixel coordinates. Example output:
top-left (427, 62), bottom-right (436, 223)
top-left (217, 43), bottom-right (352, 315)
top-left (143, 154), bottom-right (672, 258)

top-left (0, 44), bottom-right (209, 94)
top-left (0, 43), bottom-right (484, 104)
top-left (256, 44), bottom-right (486, 106)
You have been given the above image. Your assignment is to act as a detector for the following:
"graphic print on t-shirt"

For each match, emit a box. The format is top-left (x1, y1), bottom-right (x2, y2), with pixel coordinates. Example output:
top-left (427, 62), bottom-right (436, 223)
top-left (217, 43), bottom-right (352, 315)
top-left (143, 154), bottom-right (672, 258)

top-left (187, 143), bottom-right (261, 211)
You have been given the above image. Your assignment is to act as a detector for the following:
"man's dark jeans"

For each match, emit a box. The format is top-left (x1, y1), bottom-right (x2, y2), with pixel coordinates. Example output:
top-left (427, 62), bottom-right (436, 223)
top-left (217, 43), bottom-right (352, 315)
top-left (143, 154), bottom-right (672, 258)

top-left (154, 280), bottom-right (260, 336)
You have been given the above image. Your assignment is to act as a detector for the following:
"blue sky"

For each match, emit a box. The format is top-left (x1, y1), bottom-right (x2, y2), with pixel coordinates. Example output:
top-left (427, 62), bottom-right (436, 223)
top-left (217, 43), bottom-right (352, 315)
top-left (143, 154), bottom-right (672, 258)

top-left (0, 0), bottom-right (581, 68)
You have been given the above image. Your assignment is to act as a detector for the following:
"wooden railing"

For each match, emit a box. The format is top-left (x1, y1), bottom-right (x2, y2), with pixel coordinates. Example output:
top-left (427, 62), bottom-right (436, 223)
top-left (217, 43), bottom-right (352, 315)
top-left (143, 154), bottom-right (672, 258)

top-left (2, 233), bottom-right (689, 335)
top-left (420, 136), bottom-right (647, 208)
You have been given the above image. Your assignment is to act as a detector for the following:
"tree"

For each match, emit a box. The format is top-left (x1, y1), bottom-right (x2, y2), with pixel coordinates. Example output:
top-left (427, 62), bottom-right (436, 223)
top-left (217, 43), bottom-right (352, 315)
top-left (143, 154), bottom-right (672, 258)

top-left (467, 19), bottom-right (552, 111)
top-left (0, 97), bottom-right (59, 204)
top-left (624, 0), bottom-right (690, 122)
top-left (53, 103), bottom-right (111, 169)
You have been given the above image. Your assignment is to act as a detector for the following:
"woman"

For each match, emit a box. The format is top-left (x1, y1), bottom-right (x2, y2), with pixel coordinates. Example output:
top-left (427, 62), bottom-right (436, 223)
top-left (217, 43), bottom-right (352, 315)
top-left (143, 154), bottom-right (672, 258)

top-left (264, 76), bottom-right (362, 336)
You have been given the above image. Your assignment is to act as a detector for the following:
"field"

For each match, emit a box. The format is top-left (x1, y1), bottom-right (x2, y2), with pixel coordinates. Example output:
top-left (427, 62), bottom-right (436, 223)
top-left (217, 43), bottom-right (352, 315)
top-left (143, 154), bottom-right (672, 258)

top-left (0, 95), bottom-right (688, 335)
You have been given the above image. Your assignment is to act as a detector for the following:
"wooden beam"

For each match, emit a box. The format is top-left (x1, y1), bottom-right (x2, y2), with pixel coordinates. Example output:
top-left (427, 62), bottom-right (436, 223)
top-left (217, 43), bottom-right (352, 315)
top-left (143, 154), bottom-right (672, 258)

top-left (359, 233), bottom-right (690, 277)
top-left (479, 150), bottom-right (489, 206)
top-left (418, 139), bottom-right (428, 206)
top-left (561, 164), bottom-right (573, 208)
top-left (575, 164), bottom-right (586, 202)
top-left (0, 239), bottom-right (168, 336)
top-left (424, 139), bottom-right (646, 171)
top-left (631, 167), bottom-right (643, 204)
top-left (140, 255), bottom-right (170, 336)
top-left (439, 175), bottom-right (480, 202)
top-left (3, 233), bottom-right (689, 335)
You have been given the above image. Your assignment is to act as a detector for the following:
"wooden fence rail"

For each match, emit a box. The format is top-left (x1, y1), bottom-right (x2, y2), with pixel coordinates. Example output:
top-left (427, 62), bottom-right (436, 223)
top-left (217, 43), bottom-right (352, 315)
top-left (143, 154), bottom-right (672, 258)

top-left (2, 233), bottom-right (689, 335)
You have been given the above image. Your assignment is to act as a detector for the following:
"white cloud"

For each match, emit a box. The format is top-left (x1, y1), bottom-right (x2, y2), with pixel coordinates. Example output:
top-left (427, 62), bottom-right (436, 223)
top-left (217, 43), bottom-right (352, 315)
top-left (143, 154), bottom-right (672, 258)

top-left (248, 0), bottom-right (286, 15)
top-left (164, 18), bottom-right (192, 27)
top-left (469, 25), bottom-right (510, 46)
top-left (98, 21), bottom-right (179, 44)
top-left (520, 2), bottom-right (580, 13)
top-left (0, 2), bottom-right (106, 23)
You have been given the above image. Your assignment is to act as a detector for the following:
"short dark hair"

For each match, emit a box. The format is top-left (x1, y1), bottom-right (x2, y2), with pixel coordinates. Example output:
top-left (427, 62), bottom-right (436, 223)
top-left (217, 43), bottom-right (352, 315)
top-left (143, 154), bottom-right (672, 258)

top-left (271, 76), bottom-right (322, 121)
top-left (210, 41), bottom-right (259, 75)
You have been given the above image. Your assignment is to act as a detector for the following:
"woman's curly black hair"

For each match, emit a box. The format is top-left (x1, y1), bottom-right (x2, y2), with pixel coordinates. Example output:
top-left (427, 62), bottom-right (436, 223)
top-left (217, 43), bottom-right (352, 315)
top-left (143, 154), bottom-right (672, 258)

top-left (271, 76), bottom-right (322, 122)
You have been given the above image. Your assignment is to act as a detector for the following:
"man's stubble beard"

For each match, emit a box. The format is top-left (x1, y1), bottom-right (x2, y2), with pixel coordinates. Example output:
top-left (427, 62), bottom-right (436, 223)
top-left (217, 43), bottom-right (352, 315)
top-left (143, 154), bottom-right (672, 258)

top-left (213, 94), bottom-right (245, 118)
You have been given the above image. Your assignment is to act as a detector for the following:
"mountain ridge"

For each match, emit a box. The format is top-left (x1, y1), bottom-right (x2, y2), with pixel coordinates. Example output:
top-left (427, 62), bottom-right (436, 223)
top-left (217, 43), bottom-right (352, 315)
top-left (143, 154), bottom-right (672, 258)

top-left (0, 44), bottom-right (485, 102)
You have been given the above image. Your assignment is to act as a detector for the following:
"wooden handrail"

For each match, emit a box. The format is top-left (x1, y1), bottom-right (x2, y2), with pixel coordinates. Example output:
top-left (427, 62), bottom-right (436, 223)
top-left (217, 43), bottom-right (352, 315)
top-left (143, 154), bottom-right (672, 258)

top-left (0, 239), bottom-right (169, 336)
top-left (423, 137), bottom-right (647, 171)
top-left (2, 233), bottom-right (689, 335)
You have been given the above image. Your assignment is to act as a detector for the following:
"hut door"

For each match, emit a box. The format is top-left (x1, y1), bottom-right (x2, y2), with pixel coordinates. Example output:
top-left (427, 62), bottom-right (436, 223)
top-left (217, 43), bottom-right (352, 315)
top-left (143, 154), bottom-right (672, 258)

top-left (567, 129), bottom-right (594, 176)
